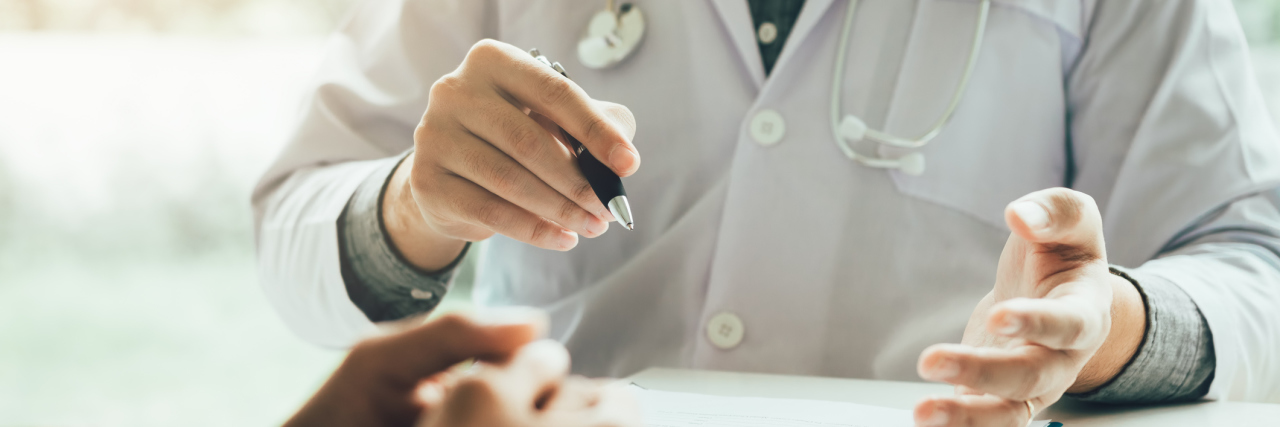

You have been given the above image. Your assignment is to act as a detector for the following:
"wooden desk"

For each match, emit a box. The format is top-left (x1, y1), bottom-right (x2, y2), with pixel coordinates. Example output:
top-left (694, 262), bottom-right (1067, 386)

top-left (629, 368), bottom-right (1280, 426)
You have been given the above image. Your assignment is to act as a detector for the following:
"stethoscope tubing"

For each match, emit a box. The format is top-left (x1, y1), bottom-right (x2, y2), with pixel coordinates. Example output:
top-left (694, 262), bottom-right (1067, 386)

top-left (830, 0), bottom-right (990, 162)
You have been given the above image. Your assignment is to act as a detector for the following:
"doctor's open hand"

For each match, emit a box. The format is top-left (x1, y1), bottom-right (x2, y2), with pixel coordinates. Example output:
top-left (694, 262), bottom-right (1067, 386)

top-left (913, 188), bottom-right (1147, 427)
top-left (382, 39), bottom-right (639, 271)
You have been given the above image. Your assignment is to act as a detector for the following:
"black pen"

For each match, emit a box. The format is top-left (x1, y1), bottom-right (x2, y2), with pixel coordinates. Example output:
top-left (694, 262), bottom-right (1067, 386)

top-left (529, 48), bottom-right (634, 230)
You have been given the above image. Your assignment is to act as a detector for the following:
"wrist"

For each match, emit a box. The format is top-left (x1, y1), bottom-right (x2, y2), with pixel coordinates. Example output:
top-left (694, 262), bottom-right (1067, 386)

top-left (1068, 270), bottom-right (1147, 393)
top-left (382, 153), bottom-right (468, 272)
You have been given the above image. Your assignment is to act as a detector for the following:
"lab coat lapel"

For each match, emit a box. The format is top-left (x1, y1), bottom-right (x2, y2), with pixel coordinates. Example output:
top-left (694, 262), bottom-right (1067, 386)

top-left (766, 0), bottom-right (835, 80)
top-left (709, 0), bottom-right (766, 88)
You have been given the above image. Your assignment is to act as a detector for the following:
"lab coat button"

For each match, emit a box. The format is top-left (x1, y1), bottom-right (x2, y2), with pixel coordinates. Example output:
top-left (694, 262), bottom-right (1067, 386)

top-left (706, 312), bottom-right (745, 349)
top-left (750, 110), bottom-right (785, 146)
top-left (757, 22), bottom-right (778, 44)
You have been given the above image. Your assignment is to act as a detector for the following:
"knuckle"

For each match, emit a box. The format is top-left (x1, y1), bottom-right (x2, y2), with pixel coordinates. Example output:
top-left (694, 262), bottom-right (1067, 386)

top-left (485, 161), bottom-right (522, 195)
top-left (605, 103), bottom-right (637, 137)
top-left (557, 198), bottom-right (583, 223)
top-left (458, 146), bottom-right (488, 175)
top-left (414, 120), bottom-right (446, 153)
top-left (1069, 188), bottom-right (1098, 208)
top-left (581, 114), bottom-right (614, 146)
top-left (473, 200), bottom-right (508, 228)
top-left (429, 74), bottom-right (466, 102)
top-left (467, 39), bottom-right (504, 62)
top-left (413, 121), bottom-right (431, 145)
top-left (528, 221), bottom-right (558, 244)
top-left (504, 120), bottom-right (545, 159)
top-left (612, 103), bottom-right (635, 124)
top-left (538, 71), bottom-right (577, 107)
top-left (571, 178), bottom-right (597, 205)
top-left (1044, 188), bottom-right (1084, 221)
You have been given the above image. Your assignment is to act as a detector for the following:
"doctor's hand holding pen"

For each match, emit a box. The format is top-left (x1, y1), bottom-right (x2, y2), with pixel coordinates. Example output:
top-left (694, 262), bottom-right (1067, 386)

top-left (914, 188), bottom-right (1147, 427)
top-left (285, 308), bottom-right (640, 427)
top-left (381, 39), bottom-right (640, 271)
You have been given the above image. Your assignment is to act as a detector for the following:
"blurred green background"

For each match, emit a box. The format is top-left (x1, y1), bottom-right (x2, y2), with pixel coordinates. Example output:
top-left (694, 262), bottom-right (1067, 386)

top-left (1, 0), bottom-right (1279, 425)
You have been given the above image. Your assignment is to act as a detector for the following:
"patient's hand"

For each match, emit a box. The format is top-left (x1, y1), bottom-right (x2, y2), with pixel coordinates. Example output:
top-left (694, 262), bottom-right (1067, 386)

top-left (417, 342), bottom-right (640, 427)
top-left (284, 308), bottom-right (636, 427)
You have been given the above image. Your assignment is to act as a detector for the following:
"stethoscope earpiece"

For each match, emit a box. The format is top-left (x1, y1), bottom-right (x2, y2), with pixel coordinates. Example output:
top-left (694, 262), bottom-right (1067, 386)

top-left (838, 114), bottom-right (926, 176)
top-left (830, 0), bottom-right (989, 176)
top-left (895, 152), bottom-right (926, 176)
top-left (577, 2), bottom-right (645, 69)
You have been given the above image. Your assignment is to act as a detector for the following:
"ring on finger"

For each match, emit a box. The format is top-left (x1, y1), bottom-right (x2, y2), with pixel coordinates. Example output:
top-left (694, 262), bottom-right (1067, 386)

top-left (1024, 400), bottom-right (1036, 420)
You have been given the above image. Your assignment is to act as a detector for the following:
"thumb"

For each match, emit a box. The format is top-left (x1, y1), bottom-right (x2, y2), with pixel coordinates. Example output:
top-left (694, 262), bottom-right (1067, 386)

top-left (1004, 188), bottom-right (1106, 260)
top-left (595, 101), bottom-right (637, 143)
top-left (360, 307), bottom-right (549, 381)
top-left (595, 100), bottom-right (640, 176)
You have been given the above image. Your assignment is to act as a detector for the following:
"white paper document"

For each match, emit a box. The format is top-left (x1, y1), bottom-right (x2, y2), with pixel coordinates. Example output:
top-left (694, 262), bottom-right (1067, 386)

top-left (632, 387), bottom-right (1052, 427)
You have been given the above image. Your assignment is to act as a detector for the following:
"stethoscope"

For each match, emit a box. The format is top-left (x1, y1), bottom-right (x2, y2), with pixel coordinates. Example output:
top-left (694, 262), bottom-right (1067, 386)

top-left (577, 0), bottom-right (990, 176)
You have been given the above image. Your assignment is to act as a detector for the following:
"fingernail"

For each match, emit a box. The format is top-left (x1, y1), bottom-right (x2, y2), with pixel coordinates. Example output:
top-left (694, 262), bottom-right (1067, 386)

top-left (1012, 201), bottom-right (1049, 230)
top-left (922, 407), bottom-right (950, 427)
top-left (553, 229), bottom-right (578, 250)
top-left (930, 357), bottom-right (959, 380)
top-left (608, 146), bottom-right (639, 174)
top-left (584, 216), bottom-right (608, 237)
top-left (599, 208), bottom-right (617, 222)
top-left (999, 316), bottom-right (1023, 335)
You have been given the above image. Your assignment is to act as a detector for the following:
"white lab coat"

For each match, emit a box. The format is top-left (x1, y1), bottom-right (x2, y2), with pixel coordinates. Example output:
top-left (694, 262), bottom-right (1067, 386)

top-left (253, 0), bottom-right (1280, 402)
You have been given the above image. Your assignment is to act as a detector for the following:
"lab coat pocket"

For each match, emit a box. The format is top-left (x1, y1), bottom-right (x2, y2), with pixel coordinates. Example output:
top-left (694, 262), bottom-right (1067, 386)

top-left (875, 0), bottom-right (1083, 230)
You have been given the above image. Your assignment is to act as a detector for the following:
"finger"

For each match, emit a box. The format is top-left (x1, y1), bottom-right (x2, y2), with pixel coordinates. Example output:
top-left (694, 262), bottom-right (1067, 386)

top-left (530, 111), bottom-right (576, 153)
top-left (422, 173), bottom-right (580, 250)
top-left (596, 101), bottom-right (637, 142)
top-left (918, 343), bottom-right (1075, 401)
top-left (464, 40), bottom-right (639, 175)
top-left (355, 308), bottom-right (549, 381)
top-left (914, 394), bottom-right (1033, 427)
top-left (541, 376), bottom-right (603, 412)
top-left (543, 380), bottom-right (642, 427)
top-left (416, 380), bottom-right (448, 413)
top-left (1004, 187), bottom-right (1105, 260)
top-left (441, 129), bottom-right (609, 238)
top-left (528, 111), bottom-right (620, 223)
top-left (415, 367), bottom-right (465, 412)
top-left (585, 380), bottom-right (642, 427)
top-left (485, 340), bottom-right (572, 409)
top-left (528, 102), bottom-right (636, 167)
top-left (456, 97), bottom-right (612, 223)
top-left (988, 294), bottom-right (1108, 350)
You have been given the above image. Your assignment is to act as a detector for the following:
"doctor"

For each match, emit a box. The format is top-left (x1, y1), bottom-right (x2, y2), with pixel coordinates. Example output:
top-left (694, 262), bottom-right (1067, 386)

top-left (254, 1), bottom-right (1280, 426)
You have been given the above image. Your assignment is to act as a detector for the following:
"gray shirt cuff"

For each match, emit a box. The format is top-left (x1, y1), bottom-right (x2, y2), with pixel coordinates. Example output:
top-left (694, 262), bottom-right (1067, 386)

top-left (1066, 267), bottom-right (1214, 404)
top-left (337, 151), bottom-right (470, 322)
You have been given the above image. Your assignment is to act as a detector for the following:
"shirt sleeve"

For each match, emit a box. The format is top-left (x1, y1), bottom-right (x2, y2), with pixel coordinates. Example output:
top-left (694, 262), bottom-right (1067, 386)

top-left (1072, 191), bottom-right (1280, 403)
top-left (1068, 268), bottom-right (1215, 404)
top-left (1067, 0), bottom-right (1280, 401)
top-left (252, 0), bottom-right (493, 347)
top-left (338, 150), bottom-right (470, 322)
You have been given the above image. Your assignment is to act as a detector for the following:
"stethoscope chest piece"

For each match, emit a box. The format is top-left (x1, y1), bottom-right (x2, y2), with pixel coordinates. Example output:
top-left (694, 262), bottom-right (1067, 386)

top-left (577, 2), bottom-right (645, 69)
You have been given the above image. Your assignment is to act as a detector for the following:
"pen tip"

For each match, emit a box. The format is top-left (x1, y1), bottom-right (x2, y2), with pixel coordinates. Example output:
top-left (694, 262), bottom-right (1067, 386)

top-left (608, 196), bottom-right (634, 232)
